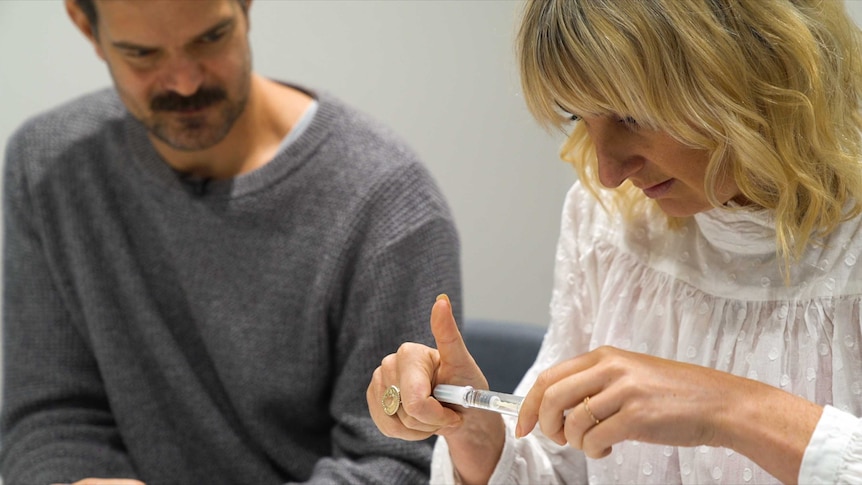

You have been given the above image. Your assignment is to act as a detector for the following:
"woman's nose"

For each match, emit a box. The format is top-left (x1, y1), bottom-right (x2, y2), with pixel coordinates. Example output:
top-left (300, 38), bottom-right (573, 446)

top-left (590, 124), bottom-right (643, 188)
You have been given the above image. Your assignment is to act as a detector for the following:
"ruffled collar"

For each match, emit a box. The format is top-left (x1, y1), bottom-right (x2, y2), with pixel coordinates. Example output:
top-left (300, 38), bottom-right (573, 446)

top-left (693, 203), bottom-right (776, 255)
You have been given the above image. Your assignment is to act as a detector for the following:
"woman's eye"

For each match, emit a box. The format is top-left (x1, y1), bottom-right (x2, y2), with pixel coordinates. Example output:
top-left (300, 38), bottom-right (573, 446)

top-left (554, 101), bottom-right (580, 122)
top-left (619, 116), bottom-right (639, 128)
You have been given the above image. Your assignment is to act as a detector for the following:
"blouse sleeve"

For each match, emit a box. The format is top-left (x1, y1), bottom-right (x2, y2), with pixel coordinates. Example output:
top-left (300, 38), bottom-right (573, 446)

top-left (431, 183), bottom-right (599, 484)
top-left (799, 405), bottom-right (862, 484)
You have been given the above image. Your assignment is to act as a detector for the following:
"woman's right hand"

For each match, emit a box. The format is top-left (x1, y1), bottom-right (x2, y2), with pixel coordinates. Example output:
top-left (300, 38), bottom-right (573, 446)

top-left (367, 294), bottom-right (506, 484)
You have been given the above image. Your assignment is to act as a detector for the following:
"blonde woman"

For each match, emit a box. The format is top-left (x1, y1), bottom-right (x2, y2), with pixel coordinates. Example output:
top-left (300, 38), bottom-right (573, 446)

top-left (367, 0), bottom-right (862, 483)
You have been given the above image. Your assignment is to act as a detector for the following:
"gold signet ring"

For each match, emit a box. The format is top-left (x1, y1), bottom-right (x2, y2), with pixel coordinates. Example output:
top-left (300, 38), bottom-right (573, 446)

top-left (382, 385), bottom-right (401, 416)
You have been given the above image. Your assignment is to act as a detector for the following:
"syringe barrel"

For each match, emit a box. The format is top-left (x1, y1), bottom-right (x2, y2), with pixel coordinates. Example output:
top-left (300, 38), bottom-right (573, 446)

top-left (464, 388), bottom-right (523, 416)
top-left (433, 384), bottom-right (523, 417)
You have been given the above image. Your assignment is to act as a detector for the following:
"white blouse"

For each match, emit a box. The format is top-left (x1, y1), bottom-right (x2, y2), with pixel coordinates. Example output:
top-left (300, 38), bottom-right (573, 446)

top-left (432, 181), bottom-right (862, 484)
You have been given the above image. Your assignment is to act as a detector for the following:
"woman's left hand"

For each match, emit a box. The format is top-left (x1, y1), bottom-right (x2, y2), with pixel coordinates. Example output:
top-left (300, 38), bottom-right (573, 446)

top-left (516, 346), bottom-right (748, 457)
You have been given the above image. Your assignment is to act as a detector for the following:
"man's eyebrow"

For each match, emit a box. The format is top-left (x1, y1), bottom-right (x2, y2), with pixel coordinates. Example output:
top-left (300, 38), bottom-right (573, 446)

top-left (111, 39), bottom-right (155, 51)
top-left (110, 18), bottom-right (235, 51)
top-left (194, 18), bottom-right (235, 40)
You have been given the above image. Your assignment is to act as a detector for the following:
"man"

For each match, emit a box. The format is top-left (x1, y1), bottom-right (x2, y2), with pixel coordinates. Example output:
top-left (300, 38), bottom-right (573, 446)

top-left (0, 0), bottom-right (462, 483)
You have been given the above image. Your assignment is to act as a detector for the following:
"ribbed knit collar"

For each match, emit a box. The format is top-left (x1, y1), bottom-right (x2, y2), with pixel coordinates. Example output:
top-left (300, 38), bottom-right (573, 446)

top-left (124, 83), bottom-right (338, 200)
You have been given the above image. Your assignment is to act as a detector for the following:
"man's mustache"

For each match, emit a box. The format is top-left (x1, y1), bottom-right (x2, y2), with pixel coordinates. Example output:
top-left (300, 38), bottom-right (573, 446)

top-left (150, 87), bottom-right (227, 112)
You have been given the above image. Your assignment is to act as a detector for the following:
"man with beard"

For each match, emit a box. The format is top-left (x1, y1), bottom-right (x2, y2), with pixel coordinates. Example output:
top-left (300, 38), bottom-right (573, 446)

top-left (0, 0), bottom-right (462, 484)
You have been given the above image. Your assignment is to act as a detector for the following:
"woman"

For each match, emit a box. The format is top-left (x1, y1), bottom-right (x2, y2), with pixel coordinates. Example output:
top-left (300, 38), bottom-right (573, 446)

top-left (366, 0), bottom-right (862, 483)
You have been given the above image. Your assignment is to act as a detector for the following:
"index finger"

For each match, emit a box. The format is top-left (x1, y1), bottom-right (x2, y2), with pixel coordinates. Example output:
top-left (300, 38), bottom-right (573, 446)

top-left (515, 352), bottom-right (597, 438)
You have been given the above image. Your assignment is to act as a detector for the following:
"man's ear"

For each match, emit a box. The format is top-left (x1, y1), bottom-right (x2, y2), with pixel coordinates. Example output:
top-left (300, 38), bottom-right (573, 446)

top-left (241, 0), bottom-right (253, 32)
top-left (65, 0), bottom-right (106, 60)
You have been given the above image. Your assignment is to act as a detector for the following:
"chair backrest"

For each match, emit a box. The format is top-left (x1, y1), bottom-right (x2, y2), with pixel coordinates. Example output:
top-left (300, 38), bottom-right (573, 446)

top-left (461, 319), bottom-right (546, 394)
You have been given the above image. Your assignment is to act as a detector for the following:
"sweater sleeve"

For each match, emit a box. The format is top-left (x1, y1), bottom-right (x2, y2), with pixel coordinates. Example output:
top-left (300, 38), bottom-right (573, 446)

top-left (298, 164), bottom-right (463, 484)
top-left (0, 130), bottom-right (138, 483)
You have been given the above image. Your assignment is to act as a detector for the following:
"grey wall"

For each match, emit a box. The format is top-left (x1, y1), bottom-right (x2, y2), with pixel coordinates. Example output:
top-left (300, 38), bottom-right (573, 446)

top-left (3, 0), bottom-right (862, 330)
top-left (0, 0), bottom-right (574, 329)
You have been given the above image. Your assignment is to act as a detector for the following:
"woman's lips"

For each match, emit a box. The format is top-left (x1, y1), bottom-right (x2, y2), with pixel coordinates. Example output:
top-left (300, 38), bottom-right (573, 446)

top-left (642, 179), bottom-right (674, 198)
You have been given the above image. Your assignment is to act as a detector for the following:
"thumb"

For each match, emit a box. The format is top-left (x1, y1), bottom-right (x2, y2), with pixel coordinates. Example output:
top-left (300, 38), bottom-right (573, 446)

top-left (430, 294), bottom-right (474, 371)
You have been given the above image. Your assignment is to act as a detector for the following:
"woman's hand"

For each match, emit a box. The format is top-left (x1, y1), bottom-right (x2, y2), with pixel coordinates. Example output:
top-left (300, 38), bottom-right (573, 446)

top-left (366, 294), bottom-right (506, 485)
top-left (516, 346), bottom-right (730, 453)
top-left (515, 345), bottom-right (823, 484)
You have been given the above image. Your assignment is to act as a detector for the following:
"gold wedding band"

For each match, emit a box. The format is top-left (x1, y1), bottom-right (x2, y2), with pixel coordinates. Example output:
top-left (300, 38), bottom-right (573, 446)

top-left (382, 385), bottom-right (401, 416)
top-left (583, 396), bottom-right (601, 425)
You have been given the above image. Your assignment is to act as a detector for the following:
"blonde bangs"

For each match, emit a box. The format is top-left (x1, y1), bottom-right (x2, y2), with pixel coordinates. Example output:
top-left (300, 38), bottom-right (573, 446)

top-left (519, 0), bottom-right (655, 132)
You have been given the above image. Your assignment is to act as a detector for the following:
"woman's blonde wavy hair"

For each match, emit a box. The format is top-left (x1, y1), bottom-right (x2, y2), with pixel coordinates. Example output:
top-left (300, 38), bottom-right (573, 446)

top-left (518, 0), bottom-right (862, 272)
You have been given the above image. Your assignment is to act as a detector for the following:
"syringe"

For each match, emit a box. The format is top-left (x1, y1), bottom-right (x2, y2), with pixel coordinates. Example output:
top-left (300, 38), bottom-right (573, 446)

top-left (433, 384), bottom-right (524, 416)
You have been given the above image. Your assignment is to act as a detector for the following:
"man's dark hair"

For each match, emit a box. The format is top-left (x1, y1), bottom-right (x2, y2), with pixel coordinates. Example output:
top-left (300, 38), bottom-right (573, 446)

top-left (74, 0), bottom-right (98, 34)
top-left (74, 0), bottom-right (249, 37)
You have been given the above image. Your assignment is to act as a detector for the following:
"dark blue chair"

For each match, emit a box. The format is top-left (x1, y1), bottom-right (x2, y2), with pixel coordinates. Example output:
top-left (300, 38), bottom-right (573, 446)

top-left (461, 319), bottom-right (546, 394)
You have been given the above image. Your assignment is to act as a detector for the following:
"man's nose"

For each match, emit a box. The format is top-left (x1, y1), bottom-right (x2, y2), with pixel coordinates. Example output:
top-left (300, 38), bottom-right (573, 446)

top-left (160, 54), bottom-right (204, 97)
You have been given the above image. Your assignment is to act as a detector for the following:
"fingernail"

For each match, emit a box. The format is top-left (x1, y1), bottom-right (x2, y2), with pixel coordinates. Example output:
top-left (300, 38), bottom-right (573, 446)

top-left (436, 293), bottom-right (450, 303)
top-left (515, 424), bottom-right (523, 438)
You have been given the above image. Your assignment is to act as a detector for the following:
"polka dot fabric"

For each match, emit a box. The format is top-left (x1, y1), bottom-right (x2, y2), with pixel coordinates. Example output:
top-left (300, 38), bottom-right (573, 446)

top-left (432, 182), bottom-right (862, 484)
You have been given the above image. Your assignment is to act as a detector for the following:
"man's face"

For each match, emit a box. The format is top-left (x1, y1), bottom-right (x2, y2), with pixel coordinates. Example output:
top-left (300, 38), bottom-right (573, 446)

top-left (90, 0), bottom-right (252, 151)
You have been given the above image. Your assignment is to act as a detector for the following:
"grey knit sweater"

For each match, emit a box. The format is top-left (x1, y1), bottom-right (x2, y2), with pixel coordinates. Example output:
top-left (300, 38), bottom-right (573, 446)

top-left (0, 87), bottom-right (462, 484)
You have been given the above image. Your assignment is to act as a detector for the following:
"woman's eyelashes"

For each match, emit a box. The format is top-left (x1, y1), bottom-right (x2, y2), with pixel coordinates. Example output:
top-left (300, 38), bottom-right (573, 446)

top-left (554, 101), bottom-right (581, 122)
top-left (561, 111), bottom-right (636, 127)
top-left (557, 109), bottom-right (637, 129)
top-left (619, 116), bottom-right (644, 131)
top-left (618, 116), bottom-right (639, 129)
